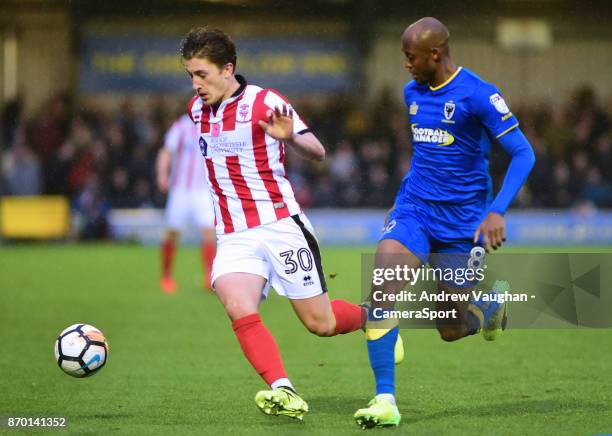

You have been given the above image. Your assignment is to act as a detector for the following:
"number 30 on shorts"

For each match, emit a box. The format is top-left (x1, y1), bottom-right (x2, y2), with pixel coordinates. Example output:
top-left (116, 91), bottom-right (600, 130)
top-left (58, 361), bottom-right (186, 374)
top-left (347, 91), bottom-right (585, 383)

top-left (279, 249), bottom-right (314, 274)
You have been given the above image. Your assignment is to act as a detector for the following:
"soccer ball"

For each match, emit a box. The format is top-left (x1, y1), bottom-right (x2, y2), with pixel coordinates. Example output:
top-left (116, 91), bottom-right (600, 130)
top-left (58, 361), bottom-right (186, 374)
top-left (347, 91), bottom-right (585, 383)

top-left (54, 323), bottom-right (108, 378)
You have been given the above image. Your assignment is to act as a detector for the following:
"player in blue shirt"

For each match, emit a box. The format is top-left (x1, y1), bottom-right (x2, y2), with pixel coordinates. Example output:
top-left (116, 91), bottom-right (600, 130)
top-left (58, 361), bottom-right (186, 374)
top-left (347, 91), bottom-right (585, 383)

top-left (354, 17), bottom-right (536, 429)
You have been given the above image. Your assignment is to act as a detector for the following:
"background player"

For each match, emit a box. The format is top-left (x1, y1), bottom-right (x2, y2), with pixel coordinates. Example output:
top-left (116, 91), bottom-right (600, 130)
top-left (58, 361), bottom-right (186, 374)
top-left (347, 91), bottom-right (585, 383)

top-left (180, 27), bottom-right (400, 420)
top-left (354, 17), bottom-right (536, 429)
top-left (156, 113), bottom-right (216, 293)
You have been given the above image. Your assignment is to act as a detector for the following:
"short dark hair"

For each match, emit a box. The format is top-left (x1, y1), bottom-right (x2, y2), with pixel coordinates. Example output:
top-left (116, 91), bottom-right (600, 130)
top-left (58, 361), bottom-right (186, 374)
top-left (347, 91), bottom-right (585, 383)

top-left (180, 27), bottom-right (237, 71)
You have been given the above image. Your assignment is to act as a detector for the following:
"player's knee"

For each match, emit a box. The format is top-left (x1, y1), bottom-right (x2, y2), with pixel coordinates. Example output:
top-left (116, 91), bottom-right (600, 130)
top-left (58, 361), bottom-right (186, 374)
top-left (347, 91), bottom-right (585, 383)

top-left (224, 306), bottom-right (251, 321)
top-left (304, 317), bottom-right (335, 337)
top-left (437, 326), bottom-right (463, 342)
top-left (222, 299), bottom-right (258, 321)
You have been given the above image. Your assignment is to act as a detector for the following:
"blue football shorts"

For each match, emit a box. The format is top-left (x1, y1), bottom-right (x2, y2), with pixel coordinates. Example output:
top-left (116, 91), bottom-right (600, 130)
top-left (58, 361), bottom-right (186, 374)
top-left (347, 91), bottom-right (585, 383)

top-left (379, 198), bottom-right (485, 288)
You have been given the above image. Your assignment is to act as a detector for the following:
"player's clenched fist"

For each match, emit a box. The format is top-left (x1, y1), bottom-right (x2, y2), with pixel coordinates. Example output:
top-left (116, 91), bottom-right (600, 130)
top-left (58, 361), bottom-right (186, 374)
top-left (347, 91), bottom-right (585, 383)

top-left (473, 212), bottom-right (506, 252)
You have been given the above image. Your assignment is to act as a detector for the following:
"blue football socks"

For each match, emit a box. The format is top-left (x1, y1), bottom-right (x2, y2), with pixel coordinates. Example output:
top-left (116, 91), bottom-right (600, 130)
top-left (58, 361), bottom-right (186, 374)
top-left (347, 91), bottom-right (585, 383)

top-left (367, 326), bottom-right (399, 395)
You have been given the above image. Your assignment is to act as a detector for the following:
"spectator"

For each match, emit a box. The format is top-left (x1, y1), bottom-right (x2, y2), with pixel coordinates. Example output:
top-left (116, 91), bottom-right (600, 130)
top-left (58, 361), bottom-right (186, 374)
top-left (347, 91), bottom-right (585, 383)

top-left (2, 84), bottom-right (611, 226)
top-left (72, 173), bottom-right (109, 240)
top-left (1, 125), bottom-right (42, 196)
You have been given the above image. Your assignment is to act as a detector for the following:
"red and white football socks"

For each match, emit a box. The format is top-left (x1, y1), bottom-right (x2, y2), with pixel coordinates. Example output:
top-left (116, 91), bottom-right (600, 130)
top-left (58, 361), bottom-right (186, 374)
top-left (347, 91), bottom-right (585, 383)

top-left (161, 239), bottom-right (176, 278)
top-left (232, 313), bottom-right (292, 389)
top-left (331, 299), bottom-right (366, 335)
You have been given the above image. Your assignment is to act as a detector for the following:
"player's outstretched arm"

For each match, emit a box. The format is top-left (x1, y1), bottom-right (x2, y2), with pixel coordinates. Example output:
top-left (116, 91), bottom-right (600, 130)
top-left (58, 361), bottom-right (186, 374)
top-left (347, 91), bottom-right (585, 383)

top-left (474, 127), bottom-right (535, 252)
top-left (258, 104), bottom-right (325, 161)
top-left (285, 132), bottom-right (326, 161)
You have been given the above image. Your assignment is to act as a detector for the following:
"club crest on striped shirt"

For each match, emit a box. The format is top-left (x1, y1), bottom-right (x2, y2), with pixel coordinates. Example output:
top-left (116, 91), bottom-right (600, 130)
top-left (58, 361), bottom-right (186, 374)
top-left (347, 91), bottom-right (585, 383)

top-left (238, 103), bottom-right (250, 121)
top-left (211, 123), bottom-right (221, 137)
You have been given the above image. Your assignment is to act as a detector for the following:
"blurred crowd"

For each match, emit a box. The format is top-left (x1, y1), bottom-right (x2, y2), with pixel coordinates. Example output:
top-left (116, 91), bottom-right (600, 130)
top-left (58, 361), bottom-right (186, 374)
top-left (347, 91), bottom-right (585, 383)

top-left (1, 86), bottom-right (611, 237)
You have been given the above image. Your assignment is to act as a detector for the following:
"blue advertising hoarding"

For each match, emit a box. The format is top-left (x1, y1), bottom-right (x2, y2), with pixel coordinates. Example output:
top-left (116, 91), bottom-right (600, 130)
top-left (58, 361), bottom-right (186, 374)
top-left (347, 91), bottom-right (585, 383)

top-left (79, 34), bottom-right (356, 94)
top-left (108, 209), bottom-right (612, 247)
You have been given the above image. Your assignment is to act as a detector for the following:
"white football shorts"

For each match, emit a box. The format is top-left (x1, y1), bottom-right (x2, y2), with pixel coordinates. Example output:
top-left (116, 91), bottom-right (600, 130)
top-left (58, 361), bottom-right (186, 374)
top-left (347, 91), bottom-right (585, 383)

top-left (165, 189), bottom-right (215, 230)
top-left (211, 213), bottom-right (328, 300)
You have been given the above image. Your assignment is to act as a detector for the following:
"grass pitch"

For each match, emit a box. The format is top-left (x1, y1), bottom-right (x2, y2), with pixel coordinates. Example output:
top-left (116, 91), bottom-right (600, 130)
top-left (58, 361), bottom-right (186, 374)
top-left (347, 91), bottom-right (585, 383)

top-left (1, 244), bottom-right (611, 435)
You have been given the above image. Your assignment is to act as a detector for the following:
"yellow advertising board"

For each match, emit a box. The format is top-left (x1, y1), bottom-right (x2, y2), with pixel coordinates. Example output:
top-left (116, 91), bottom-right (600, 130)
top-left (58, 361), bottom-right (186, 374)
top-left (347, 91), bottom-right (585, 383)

top-left (0, 196), bottom-right (70, 239)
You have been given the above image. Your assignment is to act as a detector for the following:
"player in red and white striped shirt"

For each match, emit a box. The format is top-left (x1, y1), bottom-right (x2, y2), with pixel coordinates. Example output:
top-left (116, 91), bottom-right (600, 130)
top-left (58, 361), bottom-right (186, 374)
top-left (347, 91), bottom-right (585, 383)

top-left (156, 113), bottom-right (216, 293)
top-left (188, 84), bottom-right (306, 234)
top-left (180, 27), bottom-right (387, 419)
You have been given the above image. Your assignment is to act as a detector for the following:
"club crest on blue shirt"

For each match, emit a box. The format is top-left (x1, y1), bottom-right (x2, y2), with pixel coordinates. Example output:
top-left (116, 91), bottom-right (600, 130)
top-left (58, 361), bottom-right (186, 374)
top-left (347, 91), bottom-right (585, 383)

top-left (409, 101), bottom-right (418, 115)
top-left (199, 136), bottom-right (208, 157)
top-left (444, 101), bottom-right (456, 120)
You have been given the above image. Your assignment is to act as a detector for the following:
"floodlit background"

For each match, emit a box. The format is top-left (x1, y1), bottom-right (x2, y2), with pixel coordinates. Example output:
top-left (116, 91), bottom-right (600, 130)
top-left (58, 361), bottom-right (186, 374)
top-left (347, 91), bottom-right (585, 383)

top-left (1, 2), bottom-right (611, 435)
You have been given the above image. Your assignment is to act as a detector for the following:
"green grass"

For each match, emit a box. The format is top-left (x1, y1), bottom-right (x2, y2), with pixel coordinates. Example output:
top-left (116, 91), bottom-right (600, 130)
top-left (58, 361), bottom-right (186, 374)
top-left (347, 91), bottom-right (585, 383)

top-left (1, 244), bottom-right (611, 435)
